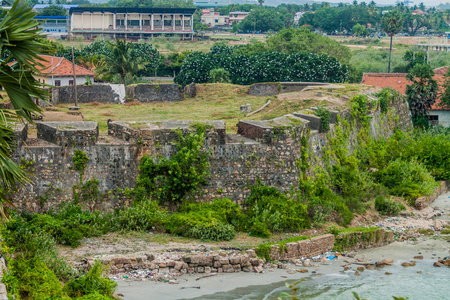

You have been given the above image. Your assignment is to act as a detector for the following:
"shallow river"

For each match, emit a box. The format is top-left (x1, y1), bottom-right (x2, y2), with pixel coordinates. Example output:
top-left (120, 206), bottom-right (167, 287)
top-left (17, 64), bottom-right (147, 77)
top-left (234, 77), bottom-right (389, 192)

top-left (183, 258), bottom-right (449, 300)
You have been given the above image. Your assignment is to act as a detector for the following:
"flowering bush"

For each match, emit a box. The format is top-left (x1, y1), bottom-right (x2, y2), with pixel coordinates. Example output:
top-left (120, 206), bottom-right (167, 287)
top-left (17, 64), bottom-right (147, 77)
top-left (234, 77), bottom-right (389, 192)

top-left (175, 44), bottom-right (348, 86)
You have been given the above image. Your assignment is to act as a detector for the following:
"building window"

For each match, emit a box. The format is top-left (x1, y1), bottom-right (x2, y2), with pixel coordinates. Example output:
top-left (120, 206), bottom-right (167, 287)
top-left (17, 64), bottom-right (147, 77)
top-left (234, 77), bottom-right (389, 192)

top-left (427, 115), bottom-right (439, 126)
top-left (69, 80), bottom-right (74, 85)
top-left (54, 80), bottom-right (61, 86)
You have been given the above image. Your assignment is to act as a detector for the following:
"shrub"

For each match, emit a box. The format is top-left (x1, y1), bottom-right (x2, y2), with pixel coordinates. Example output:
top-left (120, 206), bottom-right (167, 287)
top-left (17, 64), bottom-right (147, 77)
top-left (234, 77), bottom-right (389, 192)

top-left (375, 196), bottom-right (405, 216)
top-left (110, 200), bottom-right (168, 232)
top-left (174, 47), bottom-right (348, 87)
top-left (374, 159), bottom-right (436, 201)
top-left (64, 261), bottom-right (117, 298)
top-left (135, 125), bottom-right (210, 204)
top-left (249, 222), bottom-right (271, 238)
top-left (245, 180), bottom-right (311, 232)
top-left (209, 68), bottom-right (230, 83)
top-left (164, 199), bottom-right (241, 241)
top-left (314, 106), bottom-right (332, 132)
top-left (3, 257), bottom-right (68, 299)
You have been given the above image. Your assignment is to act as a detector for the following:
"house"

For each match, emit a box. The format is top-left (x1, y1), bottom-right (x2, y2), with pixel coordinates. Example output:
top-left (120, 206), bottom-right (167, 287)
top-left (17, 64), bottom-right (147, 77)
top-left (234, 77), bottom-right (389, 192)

top-left (34, 55), bottom-right (95, 87)
top-left (362, 67), bottom-right (450, 127)
top-left (228, 11), bottom-right (248, 25)
top-left (69, 7), bottom-right (196, 40)
top-left (294, 11), bottom-right (307, 25)
top-left (201, 9), bottom-right (228, 28)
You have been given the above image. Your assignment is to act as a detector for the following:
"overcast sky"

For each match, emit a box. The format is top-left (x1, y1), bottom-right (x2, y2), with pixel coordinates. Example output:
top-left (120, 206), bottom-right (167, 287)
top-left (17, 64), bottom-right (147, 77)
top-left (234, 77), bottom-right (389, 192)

top-left (324, 0), bottom-right (442, 6)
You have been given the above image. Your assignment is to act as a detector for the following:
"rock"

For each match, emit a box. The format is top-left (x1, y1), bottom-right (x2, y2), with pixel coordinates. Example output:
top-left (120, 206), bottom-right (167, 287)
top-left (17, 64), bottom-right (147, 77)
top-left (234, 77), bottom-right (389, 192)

top-left (168, 280), bottom-right (179, 284)
top-left (433, 262), bottom-right (443, 267)
top-left (254, 266), bottom-right (264, 273)
top-left (354, 271), bottom-right (360, 276)
top-left (303, 259), bottom-right (312, 267)
top-left (297, 268), bottom-right (308, 273)
top-left (413, 256), bottom-right (424, 260)
top-left (357, 267), bottom-right (365, 272)
top-left (417, 271), bottom-right (422, 273)
top-left (344, 267), bottom-right (350, 271)
top-left (401, 262), bottom-right (412, 267)
top-left (242, 267), bottom-right (251, 272)
top-left (410, 261), bottom-right (416, 266)
top-left (385, 272), bottom-right (392, 275)
top-left (382, 259), bottom-right (394, 265)
top-left (365, 265), bottom-right (373, 270)
top-left (287, 270), bottom-right (296, 274)
top-left (174, 261), bottom-right (184, 270)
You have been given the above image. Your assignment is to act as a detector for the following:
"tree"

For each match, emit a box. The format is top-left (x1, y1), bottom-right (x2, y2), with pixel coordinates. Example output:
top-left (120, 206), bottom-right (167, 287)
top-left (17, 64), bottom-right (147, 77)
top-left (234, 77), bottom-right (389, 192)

top-left (37, 4), bottom-right (67, 16)
top-left (352, 23), bottom-right (367, 36)
top-left (382, 10), bottom-right (404, 73)
top-left (238, 8), bottom-right (284, 32)
top-left (258, 0), bottom-right (264, 6)
top-left (266, 27), bottom-right (351, 64)
top-left (0, 1), bottom-right (48, 217)
top-left (403, 12), bottom-right (430, 36)
top-left (95, 39), bottom-right (149, 84)
top-left (406, 64), bottom-right (438, 127)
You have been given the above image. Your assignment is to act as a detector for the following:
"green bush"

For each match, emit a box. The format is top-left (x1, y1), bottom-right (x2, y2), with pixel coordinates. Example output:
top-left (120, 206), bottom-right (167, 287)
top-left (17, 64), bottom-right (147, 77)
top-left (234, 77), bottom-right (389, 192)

top-left (3, 257), bottom-right (68, 299)
top-left (209, 68), bottom-right (230, 83)
top-left (175, 46), bottom-right (348, 87)
top-left (64, 261), bottom-right (117, 298)
top-left (374, 159), bottom-right (436, 201)
top-left (110, 200), bottom-right (168, 232)
top-left (375, 196), bottom-right (405, 216)
top-left (245, 180), bottom-right (310, 232)
top-left (164, 199), bottom-right (241, 241)
top-left (135, 125), bottom-right (210, 204)
top-left (314, 106), bottom-right (332, 132)
top-left (249, 222), bottom-right (271, 238)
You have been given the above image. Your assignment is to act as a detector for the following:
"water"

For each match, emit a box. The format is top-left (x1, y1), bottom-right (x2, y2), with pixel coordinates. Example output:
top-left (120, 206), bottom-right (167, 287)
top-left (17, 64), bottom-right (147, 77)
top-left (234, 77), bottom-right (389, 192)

top-left (183, 259), bottom-right (450, 300)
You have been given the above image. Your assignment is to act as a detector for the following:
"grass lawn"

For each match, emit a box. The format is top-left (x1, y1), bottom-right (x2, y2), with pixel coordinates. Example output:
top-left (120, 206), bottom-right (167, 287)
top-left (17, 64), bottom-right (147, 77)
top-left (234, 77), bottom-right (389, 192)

top-left (53, 83), bottom-right (367, 135)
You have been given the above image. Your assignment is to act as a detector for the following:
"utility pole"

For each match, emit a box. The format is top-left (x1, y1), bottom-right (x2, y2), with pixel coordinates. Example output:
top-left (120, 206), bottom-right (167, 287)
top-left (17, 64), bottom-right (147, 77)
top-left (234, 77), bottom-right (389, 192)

top-left (71, 46), bottom-right (78, 108)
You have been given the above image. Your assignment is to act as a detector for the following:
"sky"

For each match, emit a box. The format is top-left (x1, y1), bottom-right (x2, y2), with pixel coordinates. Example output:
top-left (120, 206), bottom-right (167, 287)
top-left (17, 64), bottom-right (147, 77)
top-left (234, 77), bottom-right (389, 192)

top-left (324, 0), bottom-right (442, 6)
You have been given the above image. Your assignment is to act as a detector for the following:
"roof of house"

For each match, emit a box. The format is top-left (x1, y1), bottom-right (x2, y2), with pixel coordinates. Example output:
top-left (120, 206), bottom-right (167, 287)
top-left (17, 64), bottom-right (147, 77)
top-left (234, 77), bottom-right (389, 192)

top-left (35, 55), bottom-right (95, 77)
top-left (362, 67), bottom-right (450, 111)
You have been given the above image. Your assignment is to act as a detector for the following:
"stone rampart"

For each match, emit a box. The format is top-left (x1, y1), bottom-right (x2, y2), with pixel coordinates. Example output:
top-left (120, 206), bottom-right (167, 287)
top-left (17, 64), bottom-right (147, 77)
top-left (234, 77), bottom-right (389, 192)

top-left (126, 84), bottom-right (183, 102)
top-left (11, 93), bottom-right (413, 211)
top-left (248, 82), bottom-right (331, 96)
top-left (51, 84), bottom-right (126, 104)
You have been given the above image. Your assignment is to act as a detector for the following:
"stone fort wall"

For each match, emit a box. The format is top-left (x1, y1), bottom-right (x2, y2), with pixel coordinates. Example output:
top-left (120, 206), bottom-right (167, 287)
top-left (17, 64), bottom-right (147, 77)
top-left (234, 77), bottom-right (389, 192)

top-left (12, 96), bottom-right (412, 212)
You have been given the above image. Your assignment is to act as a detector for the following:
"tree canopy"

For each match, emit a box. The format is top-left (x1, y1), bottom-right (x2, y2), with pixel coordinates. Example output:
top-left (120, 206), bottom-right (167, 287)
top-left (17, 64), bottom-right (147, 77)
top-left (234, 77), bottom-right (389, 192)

top-left (266, 28), bottom-right (352, 64)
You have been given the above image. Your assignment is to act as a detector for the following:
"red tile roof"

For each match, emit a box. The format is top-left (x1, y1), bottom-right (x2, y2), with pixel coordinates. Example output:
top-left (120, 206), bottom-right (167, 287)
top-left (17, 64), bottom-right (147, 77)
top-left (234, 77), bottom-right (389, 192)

top-left (35, 55), bottom-right (95, 77)
top-left (361, 67), bottom-right (450, 111)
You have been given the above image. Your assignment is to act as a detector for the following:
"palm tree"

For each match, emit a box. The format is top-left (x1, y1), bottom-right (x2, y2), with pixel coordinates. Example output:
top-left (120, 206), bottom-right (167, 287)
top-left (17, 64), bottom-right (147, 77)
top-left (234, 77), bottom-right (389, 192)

top-left (382, 10), bottom-right (404, 73)
top-left (0, 1), bottom-right (48, 217)
top-left (258, 0), bottom-right (264, 6)
top-left (96, 39), bottom-right (147, 85)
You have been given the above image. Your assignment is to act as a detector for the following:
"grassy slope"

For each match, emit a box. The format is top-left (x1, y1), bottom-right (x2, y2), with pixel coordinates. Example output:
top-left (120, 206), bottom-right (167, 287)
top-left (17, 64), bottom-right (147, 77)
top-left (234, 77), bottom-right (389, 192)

top-left (54, 83), bottom-right (367, 135)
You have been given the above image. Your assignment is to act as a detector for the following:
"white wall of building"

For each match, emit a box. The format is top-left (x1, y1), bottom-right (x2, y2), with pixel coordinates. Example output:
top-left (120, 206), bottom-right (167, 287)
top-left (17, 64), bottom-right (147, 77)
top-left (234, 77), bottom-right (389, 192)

top-left (48, 76), bottom-right (94, 86)
top-left (430, 110), bottom-right (450, 127)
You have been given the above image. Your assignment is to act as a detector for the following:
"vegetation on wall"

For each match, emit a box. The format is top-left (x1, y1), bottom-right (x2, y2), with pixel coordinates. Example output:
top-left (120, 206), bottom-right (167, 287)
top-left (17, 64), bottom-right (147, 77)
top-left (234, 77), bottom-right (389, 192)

top-left (134, 124), bottom-right (210, 205)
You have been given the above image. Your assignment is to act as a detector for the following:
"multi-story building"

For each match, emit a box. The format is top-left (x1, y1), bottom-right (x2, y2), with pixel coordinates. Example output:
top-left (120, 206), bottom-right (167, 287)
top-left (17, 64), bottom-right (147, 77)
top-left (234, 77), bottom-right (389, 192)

top-left (228, 11), bottom-right (248, 25)
top-left (201, 9), bottom-right (228, 28)
top-left (35, 16), bottom-right (69, 39)
top-left (69, 7), bottom-right (196, 40)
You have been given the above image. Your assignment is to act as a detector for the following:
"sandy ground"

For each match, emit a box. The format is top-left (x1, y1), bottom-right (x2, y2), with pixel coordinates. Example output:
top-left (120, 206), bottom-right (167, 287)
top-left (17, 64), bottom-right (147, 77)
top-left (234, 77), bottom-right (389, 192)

top-left (115, 192), bottom-right (450, 300)
top-left (116, 238), bottom-right (449, 300)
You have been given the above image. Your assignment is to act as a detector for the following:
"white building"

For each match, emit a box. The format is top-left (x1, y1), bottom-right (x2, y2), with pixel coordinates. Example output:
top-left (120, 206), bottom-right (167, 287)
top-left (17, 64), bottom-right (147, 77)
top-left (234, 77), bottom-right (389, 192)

top-left (69, 7), bottom-right (196, 40)
top-left (34, 55), bottom-right (95, 87)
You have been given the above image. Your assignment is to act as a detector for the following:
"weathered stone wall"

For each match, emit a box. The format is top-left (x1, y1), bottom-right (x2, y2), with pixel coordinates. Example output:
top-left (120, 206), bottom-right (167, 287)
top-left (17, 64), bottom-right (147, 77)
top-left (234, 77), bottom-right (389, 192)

top-left (51, 84), bottom-right (126, 104)
top-left (248, 82), bottom-right (330, 96)
top-left (268, 234), bottom-right (335, 262)
top-left (126, 84), bottom-right (183, 102)
top-left (11, 95), bottom-right (412, 210)
top-left (247, 83), bottom-right (280, 96)
top-left (415, 181), bottom-right (449, 210)
top-left (333, 229), bottom-right (394, 252)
